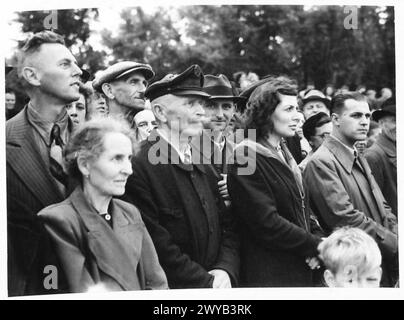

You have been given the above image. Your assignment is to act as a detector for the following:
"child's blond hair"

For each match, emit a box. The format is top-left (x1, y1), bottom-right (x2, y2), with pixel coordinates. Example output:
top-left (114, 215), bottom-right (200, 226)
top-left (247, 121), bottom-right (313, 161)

top-left (318, 227), bottom-right (382, 276)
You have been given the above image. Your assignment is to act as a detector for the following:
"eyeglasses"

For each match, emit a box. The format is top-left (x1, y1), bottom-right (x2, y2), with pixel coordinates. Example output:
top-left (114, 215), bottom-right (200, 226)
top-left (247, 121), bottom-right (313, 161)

top-left (314, 132), bottom-right (330, 139)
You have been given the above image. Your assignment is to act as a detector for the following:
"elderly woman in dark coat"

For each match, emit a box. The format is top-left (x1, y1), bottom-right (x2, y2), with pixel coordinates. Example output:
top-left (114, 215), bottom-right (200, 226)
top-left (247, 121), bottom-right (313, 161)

top-left (38, 117), bottom-right (168, 293)
top-left (228, 76), bottom-right (324, 287)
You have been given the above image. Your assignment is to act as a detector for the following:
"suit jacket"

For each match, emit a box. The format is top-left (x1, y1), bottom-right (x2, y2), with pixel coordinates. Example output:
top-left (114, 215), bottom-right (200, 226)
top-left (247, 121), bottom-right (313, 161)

top-left (228, 139), bottom-right (322, 287)
top-left (364, 132), bottom-right (397, 215)
top-left (6, 106), bottom-right (68, 296)
top-left (304, 135), bottom-right (397, 261)
top-left (123, 131), bottom-right (240, 289)
top-left (38, 186), bottom-right (168, 293)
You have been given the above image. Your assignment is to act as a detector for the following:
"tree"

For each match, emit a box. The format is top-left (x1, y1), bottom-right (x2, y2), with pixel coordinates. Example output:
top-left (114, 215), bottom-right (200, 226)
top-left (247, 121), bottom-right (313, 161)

top-left (13, 9), bottom-right (107, 74)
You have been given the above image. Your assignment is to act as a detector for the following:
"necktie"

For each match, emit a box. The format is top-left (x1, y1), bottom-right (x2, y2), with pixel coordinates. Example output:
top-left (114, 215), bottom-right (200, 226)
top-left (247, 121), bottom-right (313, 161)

top-left (50, 124), bottom-right (68, 187)
top-left (183, 144), bottom-right (192, 165)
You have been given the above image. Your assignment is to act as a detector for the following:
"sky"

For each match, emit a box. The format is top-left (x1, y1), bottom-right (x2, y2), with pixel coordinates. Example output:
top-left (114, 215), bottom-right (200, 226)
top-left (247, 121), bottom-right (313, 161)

top-left (4, 3), bottom-right (167, 59)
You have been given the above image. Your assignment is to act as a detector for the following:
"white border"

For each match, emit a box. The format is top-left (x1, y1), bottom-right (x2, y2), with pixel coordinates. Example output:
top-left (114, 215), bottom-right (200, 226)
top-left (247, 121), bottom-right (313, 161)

top-left (1, 0), bottom-right (403, 300)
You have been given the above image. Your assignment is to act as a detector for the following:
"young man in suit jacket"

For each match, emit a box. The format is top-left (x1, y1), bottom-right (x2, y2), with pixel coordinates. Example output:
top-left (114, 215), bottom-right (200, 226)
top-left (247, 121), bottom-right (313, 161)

top-left (6, 31), bottom-right (83, 296)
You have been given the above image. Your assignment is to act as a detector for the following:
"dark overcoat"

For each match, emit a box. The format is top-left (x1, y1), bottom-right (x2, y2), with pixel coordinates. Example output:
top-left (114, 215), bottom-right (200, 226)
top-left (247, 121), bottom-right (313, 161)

top-left (228, 139), bottom-right (322, 287)
top-left (364, 132), bottom-right (397, 215)
top-left (123, 131), bottom-right (240, 289)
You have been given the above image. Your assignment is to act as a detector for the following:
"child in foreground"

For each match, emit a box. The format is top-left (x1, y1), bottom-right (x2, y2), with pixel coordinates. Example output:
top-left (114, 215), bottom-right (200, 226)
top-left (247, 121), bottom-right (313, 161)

top-left (318, 227), bottom-right (382, 288)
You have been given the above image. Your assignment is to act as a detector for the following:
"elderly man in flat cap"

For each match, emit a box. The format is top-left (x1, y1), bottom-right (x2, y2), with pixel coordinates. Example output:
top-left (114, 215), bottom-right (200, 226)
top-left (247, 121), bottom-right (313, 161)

top-left (92, 61), bottom-right (154, 124)
top-left (123, 65), bottom-right (239, 289)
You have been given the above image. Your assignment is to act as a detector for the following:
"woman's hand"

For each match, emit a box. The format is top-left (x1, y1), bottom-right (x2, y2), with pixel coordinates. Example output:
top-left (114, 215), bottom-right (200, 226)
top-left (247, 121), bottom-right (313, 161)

top-left (305, 257), bottom-right (321, 270)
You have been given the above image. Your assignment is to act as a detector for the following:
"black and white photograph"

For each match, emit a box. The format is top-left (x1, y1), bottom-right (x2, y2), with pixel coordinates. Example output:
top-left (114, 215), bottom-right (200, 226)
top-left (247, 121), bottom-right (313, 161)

top-left (1, 0), bottom-right (403, 302)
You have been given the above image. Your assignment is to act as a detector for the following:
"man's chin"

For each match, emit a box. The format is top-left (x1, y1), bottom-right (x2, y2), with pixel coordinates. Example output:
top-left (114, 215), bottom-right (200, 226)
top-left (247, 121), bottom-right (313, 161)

top-left (131, 99), bottom-right (146, 109)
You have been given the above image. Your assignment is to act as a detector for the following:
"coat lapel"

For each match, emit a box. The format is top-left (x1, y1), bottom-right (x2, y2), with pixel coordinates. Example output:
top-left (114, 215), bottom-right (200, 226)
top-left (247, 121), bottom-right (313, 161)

top-left (70, 188), bottom-right (141, 290)
top-left (324, 136), bottom-right (386, 221)
top-left (6, 107), bottom-right (64, 207)
top-left (357, 155), bottom-right (388, 220)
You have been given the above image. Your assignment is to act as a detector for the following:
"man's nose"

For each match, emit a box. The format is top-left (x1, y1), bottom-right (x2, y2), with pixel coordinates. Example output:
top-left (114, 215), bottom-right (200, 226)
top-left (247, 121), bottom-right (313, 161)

top-left (147, 123), bottom-right (154, 132)
top-left (360, 116), bottom-right (370, 125)
top-left (195, 102), bottom-right (206, 116)
top-left (138, 83), bottom-right (146, 93)
top-left (72, 64), bottom-right (82, 78)
top-left (216, 107), bottom-right (224, 118)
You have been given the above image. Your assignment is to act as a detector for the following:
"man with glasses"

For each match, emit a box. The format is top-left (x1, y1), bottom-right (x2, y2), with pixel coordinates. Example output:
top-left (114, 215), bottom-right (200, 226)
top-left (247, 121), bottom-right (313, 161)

top-left (298, 112), bottom-right (332, 171)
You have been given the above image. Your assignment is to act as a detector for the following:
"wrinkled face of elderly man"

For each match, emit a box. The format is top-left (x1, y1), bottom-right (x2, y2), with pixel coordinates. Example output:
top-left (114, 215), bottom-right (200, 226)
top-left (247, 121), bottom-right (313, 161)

top-left (152, 94), bottom-right (207, 139)
top-left (109, 71), bottom-right (148, 111)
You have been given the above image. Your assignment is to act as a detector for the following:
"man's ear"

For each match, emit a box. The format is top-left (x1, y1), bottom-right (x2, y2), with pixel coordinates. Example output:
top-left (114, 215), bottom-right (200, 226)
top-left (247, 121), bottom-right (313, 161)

top-left (102, 83), bottom-right (114, 99)
top-left (331, 112), bottom-right (340, 127)
top-left (21, 66), bottom-right (41, 87)
top-left (152, 103), bottom-right (167, 123)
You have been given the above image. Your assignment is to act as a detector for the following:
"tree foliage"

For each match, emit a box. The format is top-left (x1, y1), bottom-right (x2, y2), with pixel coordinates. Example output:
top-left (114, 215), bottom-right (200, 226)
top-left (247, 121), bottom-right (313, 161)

top-left (8, 5), bottom-right (395, 98)
top-left (102, 5), bottom-right (394, 92)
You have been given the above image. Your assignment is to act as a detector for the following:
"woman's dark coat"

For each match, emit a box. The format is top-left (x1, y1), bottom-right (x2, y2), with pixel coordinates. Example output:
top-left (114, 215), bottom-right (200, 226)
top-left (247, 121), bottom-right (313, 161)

top-left (228, 139), bottom-right (322, 287)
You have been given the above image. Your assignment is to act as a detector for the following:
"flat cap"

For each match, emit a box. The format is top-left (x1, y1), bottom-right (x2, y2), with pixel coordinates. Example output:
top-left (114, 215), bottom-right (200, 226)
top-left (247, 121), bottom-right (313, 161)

top-left (145, 64), bottom-right (210, 101)
top-left (92, 61), bottom-right (154, 93)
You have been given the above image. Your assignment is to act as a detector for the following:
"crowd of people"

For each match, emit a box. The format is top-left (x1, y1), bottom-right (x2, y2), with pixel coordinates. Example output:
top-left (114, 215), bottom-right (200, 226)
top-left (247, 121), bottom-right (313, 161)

top-left (5, 30), bottom-right (398, 296)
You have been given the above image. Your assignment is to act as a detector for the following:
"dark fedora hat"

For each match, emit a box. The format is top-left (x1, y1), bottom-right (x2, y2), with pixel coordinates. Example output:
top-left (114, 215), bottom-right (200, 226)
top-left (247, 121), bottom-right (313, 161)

top-left (203, 74), bottom-right (246, 103)
top-left (372, 97), bottom-right (396, 122)
top-left (145, 64), bottom-right (211, 102)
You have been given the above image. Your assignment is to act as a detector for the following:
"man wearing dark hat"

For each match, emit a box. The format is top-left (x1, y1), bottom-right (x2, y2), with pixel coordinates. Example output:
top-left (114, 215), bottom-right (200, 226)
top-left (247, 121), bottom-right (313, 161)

top-left (298, 112), bottom-right (332, 171)
top-left (301, 89), bottom-right (331, 120)
top-left (123, 65), bottom-right (239, 289)
top-left (303, 92), bottom-right (398, 286)
top-left (364, 97), bottom-right (397, 215)
top-left (92, 61), bottom-right (154, 124)
top-left (7, 30), bottom-right (83, 296)
top-left (197, 74), bottom-right (245, 204)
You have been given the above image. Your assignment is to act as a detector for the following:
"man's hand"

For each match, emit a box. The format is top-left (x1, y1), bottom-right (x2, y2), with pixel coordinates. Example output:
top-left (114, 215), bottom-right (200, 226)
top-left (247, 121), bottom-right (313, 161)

top-left (218, 174), bottom-right (230, 200)
top-left (208, 269), bottom-right (232, 288)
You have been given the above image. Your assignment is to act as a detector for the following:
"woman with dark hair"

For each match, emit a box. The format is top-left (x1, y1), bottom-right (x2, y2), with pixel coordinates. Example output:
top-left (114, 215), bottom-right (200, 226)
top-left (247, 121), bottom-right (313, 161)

top-left (38, 117), bottom-right (168, 293)
top-left (228, 76), bottom-right (323, 287)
